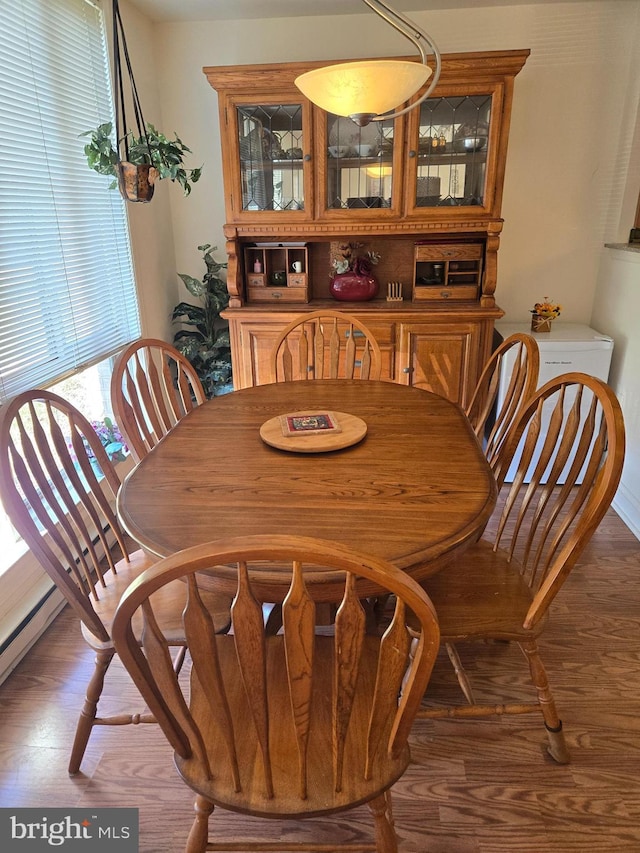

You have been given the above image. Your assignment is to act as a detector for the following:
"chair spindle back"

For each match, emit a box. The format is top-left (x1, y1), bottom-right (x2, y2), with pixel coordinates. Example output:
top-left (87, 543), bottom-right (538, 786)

top-left (113, 535), bottom-right (440, 815)
top-left (491, 372), bottom-right (625, 627)
top-left (0, 390), bottom-right (132, 640)
top-left (271, 311), bottom-right (382, 382)
top-left (466, 332), bottom-right (540, 471)
top-left (111, 338), bottom-right (206, 461)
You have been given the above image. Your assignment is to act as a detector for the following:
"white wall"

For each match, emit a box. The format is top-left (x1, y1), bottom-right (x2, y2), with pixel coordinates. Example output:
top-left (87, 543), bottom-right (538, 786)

top-left (587, 6), bottom-right (640, 535)
top-left (591, 248), bottom-right (640, 538)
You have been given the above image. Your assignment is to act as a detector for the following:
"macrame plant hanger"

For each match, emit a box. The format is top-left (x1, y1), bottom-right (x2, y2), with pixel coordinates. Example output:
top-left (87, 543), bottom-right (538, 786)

top-left (111, 0), bottom-right (157, 202)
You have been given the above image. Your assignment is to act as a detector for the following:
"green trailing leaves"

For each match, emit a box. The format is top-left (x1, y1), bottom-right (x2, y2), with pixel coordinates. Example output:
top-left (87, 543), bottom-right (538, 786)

top-left (80, 121), bottom-right (202, 196)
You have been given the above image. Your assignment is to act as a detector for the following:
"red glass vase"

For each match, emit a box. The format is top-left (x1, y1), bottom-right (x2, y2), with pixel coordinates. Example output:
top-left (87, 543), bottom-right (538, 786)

top-left (329, 271), bottom-right (379, 302)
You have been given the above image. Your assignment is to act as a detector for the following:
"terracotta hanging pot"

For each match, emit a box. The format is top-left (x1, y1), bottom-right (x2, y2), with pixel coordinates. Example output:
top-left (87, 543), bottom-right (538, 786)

top-left (116, 162), bottom-right (158, 203)
top-left (330, 271), bottom-right (379, 302)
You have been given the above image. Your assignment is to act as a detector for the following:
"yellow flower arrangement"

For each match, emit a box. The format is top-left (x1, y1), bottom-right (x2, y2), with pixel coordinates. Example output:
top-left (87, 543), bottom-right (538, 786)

top-left (531, 297), bottom-right (562, 319)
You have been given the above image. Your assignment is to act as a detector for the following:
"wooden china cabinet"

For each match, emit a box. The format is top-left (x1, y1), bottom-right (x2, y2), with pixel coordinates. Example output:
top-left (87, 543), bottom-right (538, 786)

top-left (204, 49), bottom-right (529, 405)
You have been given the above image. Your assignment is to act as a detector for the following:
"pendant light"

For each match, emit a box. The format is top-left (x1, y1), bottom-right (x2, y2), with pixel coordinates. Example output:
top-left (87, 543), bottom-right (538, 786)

top-left (294, 0), bottom-right (441, 127)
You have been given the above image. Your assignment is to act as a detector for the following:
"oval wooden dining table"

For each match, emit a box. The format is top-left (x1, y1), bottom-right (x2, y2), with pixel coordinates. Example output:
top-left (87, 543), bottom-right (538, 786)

top-left (117, 380), bottom-right (497, 599)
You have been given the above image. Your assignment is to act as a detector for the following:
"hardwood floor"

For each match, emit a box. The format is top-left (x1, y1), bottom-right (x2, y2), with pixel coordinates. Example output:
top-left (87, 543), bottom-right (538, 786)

top-left (0, 505), bottom-right (639, 852)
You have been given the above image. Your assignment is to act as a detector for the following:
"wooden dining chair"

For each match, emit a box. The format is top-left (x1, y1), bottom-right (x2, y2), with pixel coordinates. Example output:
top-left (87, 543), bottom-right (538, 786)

top-left (110, 337), bottom-right (206, 462)
top-left (0, 390), bottom-right (231, 776)
top-left (271, 309), bottom-right (382, 382)
top-left (112, 534), bottom-right (440, 853)
top-left (412, 372), bottom-right (625, 764)
top-left (465, 332), bottom-right (539, 471)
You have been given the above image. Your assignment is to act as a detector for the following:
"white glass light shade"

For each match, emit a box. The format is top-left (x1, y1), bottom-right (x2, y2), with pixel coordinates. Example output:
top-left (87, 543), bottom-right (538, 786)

top-left (295, 59), bottom-right (431, 120)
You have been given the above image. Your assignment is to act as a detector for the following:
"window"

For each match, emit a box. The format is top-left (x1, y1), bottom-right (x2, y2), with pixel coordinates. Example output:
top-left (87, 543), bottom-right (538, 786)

top-left (0, 0), bottom-right (140, 573)
top-left (0, 0), bottom-right (141, 403)
top-left (0, 355), bottom-right (121, 571)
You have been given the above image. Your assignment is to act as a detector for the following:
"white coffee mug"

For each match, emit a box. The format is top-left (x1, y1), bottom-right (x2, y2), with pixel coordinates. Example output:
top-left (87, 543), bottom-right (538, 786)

top-left (291, 261), bottom-right (303, 273)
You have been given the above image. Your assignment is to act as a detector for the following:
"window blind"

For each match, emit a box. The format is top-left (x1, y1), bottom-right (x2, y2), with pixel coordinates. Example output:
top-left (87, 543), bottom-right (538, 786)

top-left (0, 0), bottom-right (141, 403)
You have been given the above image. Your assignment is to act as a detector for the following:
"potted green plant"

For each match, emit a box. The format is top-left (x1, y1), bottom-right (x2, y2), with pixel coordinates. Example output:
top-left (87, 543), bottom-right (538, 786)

top-left (81, 121), bottom-right (202, 200)
top-left (172, 244), bottom-right (233, 397)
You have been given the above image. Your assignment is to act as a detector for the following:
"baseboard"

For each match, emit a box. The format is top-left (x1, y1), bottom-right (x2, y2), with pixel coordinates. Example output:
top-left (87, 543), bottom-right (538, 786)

top-left (612, 481), bottom-right (640, 541)
top-left (0, 516), bottom-right (123, 687)
top-left (0, 589), bottom-right (66, 686)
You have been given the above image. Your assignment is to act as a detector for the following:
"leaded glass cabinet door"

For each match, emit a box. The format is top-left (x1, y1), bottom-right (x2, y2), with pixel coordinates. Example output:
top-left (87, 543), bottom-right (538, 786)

top-left (405, 83), bottom-right (505, 217)
top-left (316, 112), bottom-right (403, 218)
top-left (227, 97), bottom-right (313, 220)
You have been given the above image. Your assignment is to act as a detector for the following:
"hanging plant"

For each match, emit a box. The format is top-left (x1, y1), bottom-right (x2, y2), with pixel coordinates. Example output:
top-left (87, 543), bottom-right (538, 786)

top-left (81, 121), bottom-right (202, 197)
top-left (80, 0), bottom-right (202, 201)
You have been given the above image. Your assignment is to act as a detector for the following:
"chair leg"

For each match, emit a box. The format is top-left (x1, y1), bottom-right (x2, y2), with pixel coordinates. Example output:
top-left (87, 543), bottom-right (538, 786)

top-left (368, 792), bottom-right (398, 853)
top-left (445, 642), bottom-right (476, 705)
top-left (68, 649), bottom-right (114, 776)
top-left (520, 640), bottom-right (570, 764)
top-left (185, 795), bottom-right (214, 853)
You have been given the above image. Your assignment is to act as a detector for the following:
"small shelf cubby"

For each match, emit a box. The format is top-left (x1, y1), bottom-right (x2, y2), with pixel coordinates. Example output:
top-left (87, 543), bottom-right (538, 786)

top-left (412, 242), bottom-right (484, 302)
top-left (244, 243), bottom-right (309, 303)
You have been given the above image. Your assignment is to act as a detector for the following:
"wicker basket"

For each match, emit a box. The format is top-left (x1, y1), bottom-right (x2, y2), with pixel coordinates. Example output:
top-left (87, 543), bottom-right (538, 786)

top-left (531, 314), bottom-right (553, 333)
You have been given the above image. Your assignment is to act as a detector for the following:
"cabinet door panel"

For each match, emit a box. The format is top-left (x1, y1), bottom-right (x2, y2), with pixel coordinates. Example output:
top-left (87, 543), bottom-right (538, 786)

top-left (404, 82), bottom-right (505, 218)
top-left (315, 111), bottom-right (404, 219)
top-left (234, 321), bottom-right (285, 387)
top-left (222, 95), bottom-right (314, 222)
top-left (398, 323), bottom-right (481, 404)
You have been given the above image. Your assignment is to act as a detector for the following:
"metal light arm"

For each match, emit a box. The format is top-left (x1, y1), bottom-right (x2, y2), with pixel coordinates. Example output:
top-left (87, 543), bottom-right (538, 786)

top-left (361, 0), bottom-right (442, 122)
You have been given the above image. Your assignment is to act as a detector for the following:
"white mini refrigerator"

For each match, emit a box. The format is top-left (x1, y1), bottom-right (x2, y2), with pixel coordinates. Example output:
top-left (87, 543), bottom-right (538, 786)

top-left (494, 322), bottom-right (614, 482)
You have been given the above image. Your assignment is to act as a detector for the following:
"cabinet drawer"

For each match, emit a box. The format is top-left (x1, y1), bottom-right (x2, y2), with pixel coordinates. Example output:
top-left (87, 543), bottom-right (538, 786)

top-left (247, 286), bottom-right (309, 303)
top-left (287, 273), bottom-right (307, 287)
top-left (413, 285), bottom-right (479, 302)
top-left (415, 244), bottom-right (483, 262)
top-left (347, 319), bottom-right (393, 347)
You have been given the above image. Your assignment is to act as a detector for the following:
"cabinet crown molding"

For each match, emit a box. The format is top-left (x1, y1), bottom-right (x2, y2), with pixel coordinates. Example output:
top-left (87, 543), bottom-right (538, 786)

top-left (204, 49), bottom-right (530, 92)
